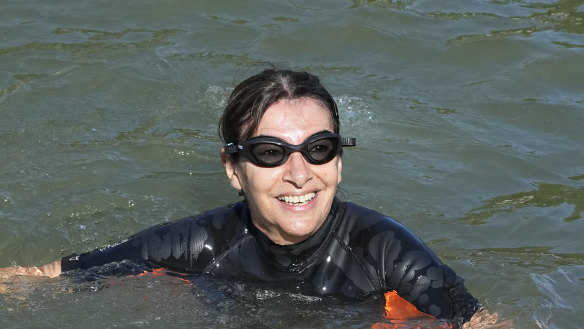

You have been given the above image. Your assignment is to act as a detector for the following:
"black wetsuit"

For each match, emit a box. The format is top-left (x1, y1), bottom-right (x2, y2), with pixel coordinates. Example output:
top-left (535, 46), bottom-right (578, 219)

top-left (61, 198), bottom-right (479, 323)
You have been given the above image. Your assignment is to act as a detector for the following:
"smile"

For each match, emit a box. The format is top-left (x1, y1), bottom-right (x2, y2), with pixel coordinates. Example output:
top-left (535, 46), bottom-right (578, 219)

top-left (277, 192), bottom-right (316, 206)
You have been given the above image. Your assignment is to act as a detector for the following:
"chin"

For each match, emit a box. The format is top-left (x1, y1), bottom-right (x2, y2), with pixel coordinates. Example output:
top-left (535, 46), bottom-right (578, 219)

top-left (284, 221), bottom-right (321, 238)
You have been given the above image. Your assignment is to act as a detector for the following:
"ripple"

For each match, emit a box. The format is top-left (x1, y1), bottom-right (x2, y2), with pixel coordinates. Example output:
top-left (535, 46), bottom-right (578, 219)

top-left (531, 272), bottom-right (574, 310)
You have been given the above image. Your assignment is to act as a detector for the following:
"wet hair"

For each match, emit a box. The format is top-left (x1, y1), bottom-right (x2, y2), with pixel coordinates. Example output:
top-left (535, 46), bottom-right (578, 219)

top-left (219, 69), bottom-right (340, 148)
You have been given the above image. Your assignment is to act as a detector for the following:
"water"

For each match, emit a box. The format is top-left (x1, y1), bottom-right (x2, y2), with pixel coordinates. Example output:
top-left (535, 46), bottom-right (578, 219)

top-left (1, 0), bottom-right (583, 328)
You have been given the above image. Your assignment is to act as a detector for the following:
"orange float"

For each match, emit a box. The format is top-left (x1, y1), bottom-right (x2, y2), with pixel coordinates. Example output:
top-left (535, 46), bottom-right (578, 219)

top-left (371, 291), bottom-right (453, 329)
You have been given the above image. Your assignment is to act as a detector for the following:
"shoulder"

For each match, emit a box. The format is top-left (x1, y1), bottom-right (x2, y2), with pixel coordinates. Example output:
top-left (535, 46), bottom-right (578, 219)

top-left (133, 201), bottom-right (249, 244)
top-left (134, 201), bottom-right (250, 268)
top-left (335, 200), bottom-right (441, 263)
top-left (337, 201), bottom-right (422, 243)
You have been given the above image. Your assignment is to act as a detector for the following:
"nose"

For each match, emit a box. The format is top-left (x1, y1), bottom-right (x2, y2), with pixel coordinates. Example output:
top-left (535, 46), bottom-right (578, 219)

top-left (282, 152), bottom-right (313, 188)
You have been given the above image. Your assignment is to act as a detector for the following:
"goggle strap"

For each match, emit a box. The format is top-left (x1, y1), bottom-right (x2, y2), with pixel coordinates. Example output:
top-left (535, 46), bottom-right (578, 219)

top-left (341, 137), bottom-right (357, 147)
top-left (224, 143), bottom-right (240, 154)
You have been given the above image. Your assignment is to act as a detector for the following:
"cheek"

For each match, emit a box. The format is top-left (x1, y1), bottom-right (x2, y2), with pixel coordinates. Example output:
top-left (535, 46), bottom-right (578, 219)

top-left (320, 161), bottom-right (341, 185)
top-left (240, 164), bottom-right (281, 193)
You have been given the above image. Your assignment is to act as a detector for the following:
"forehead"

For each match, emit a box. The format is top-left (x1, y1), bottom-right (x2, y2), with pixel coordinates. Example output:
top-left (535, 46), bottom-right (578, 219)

top-left (254, 98), bottom-right (334, 142)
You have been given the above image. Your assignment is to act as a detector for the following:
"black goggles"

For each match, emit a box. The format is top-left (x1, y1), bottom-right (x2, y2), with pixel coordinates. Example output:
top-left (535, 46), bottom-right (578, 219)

top-left (224, 131), bottom-right (356, 168)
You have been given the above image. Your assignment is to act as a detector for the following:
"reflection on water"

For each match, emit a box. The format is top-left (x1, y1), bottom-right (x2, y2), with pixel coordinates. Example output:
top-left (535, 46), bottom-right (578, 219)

top-left (0, 28), bottom-right (181, 58)
top-left (351, 0), bottom-right (415, 10)
top-left (476, 246), bottom-right (582, 271)
top-left (462, 180), bottom-right (584, 224)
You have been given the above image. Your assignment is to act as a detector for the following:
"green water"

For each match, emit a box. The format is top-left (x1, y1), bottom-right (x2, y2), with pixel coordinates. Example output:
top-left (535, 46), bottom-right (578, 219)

top-left (1, 0), bottom-right (583, 328)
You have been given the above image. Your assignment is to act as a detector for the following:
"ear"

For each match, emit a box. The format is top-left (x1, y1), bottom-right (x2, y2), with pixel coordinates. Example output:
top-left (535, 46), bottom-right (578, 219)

top-left (221, 148), bottom-right (243, 190)
top-left (336, 156), bottom-right (343, 184)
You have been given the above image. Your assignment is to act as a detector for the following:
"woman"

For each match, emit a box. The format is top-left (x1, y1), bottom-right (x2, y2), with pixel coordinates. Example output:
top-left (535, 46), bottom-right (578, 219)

top-left (1, 69), bottom-right (484, 327)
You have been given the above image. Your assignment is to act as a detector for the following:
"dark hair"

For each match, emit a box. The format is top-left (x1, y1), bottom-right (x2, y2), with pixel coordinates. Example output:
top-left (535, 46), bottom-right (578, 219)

top-left (219, 69), bottom-right (340, 147)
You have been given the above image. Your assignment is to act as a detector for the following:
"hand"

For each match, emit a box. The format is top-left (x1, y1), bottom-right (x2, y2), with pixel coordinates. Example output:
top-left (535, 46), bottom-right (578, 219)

top-left (0, 261), bottom-right (61, 279)
top-left (462, 308), bottom-right (514, 329)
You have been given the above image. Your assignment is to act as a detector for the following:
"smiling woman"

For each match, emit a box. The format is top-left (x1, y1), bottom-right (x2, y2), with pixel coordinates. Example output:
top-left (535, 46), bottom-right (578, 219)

top-left (1, 69), bottom-right (485, 328)
top-left (223, 97), bottom-right (344, 245)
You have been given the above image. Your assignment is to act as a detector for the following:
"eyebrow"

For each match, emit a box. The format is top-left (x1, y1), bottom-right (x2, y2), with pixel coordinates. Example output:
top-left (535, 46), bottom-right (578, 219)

top-left (253, 129), bottom-right (333, 140)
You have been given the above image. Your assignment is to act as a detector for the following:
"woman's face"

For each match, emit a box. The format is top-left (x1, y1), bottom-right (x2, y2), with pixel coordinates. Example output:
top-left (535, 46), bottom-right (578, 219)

top-left (223, 97), bottom-right (342, 245)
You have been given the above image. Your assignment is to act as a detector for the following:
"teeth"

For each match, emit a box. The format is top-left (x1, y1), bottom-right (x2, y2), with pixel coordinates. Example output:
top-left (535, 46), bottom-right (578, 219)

top-left (278, 192), bottom-right (316, 205)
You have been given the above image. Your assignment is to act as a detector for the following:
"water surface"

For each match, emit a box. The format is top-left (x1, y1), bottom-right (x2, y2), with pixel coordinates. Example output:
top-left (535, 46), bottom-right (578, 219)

top-left (1, 0), bottom-right (583, 328)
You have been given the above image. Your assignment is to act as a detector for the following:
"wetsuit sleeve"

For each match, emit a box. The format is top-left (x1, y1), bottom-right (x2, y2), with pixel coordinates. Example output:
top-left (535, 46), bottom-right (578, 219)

top-left (60, 216), bottom-right (215, 274)
top-left (60, 237), bottom-right (143, 272)
top-left (380, 219), bottom-right (480, 323)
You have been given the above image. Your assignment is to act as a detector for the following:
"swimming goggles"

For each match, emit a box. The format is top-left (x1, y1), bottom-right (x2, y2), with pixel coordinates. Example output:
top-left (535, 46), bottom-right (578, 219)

top-left (224, 131), bottom-right (356, 168)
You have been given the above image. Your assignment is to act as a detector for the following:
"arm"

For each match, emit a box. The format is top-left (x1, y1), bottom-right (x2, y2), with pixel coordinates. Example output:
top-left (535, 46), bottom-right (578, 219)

top-left (1, 209), bottom-right (228, 279)
top-left (370, 214), bottom-right (480, 323)
top-left (379, 230), bottom-right (480, 321)
top-left (59, 215), bottom-right (210, 274)
top-left (0, 216), bottom-right (195, 278)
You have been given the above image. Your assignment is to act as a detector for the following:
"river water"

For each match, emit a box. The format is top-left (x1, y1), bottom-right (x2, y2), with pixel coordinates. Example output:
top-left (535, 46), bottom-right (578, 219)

top-left (1, 0), bottom-right (583, 328)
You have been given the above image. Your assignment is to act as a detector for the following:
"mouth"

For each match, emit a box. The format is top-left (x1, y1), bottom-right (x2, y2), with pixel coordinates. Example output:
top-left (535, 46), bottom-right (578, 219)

top-left (277, 192), bottom-right (316, 206)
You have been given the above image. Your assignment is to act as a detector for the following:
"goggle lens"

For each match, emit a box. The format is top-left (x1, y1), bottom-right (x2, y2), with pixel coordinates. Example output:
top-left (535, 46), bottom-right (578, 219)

top-left (250, 143), bottom-right (287, 166)
top-left (306, 137), bottom-right (336, 163)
